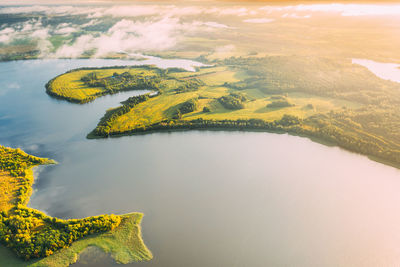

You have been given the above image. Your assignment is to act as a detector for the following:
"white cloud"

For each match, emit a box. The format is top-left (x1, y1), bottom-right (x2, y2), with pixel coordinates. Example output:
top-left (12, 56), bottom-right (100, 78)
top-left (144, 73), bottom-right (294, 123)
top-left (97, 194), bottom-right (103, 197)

top-left (260, 4), bottom-right (400, 17)
top-left (54, 17), bottom-right (196, 58)
top-left (21, 23), bottom-right (33, 32)
top-left (204, 21), bottom-right (230, 29)
top-left (0, 20), bottom-right (50, 44)
top-left (0, 5), bottom-right (93, 16)
top-left (81, 19), bottom-right (100, 28)
top-left (3, 3), bottom-right (361, 59)
top-left (31, 28), bottom-right (49, 39)
top-left (54, 26), bottom-right (78, 35)
top-left (96, 18), bottom-right (180, 55)
top-left (0, 27), bottom-right (15, 43)
top-left (0, 27), bottom-right (15, 35)
top-left (0, 3), bottom-right (241, 58)
top-left (87, 5), bottom-right (257, 18)
top-left (83, 5), bottom-right (207, 19)
top-left (55, 34), bottom-right (93, 58)
top-left (0, 5), bottom-right (67, 14)
top-left (293, 4), bottom-right (400, 16)
top-left (37, 39), bottom-right (53, 56)
top-left (101, 5), bottom-right (162, 17)
top-left (0, 4), bottom-right (258, 18)
top-left (217, 7), bottom-right (249, 16)
top-left (167, 6), bottom-right (205, 16)
top-left (0, 5), bottom-right (51, 14)
top-left (194, 21), bottom-right (231, 29)
top-left (5, 4), bottom-right (398, 18)
top-left (243, 18), bottom-right (275, 24)
top-left (281, 13), bottom-right (311, 19)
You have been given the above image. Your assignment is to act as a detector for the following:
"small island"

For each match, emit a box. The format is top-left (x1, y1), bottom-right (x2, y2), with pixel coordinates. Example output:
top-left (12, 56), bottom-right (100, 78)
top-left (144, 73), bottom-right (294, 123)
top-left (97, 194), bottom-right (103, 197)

top-left (0, 145), bottom-right (152, 266)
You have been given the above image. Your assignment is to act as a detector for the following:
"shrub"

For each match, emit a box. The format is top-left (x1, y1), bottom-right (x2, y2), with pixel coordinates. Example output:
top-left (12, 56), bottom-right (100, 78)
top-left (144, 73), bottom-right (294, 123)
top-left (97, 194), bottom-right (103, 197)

top-left (267, 100), bottom-right (294, 108)
top-left (218, 93), bottom-right (246, 110)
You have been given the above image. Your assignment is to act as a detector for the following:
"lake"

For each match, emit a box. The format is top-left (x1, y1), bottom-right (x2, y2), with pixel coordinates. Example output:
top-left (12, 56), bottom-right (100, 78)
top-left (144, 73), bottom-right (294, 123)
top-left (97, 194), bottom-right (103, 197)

top-left (2, 59), bottom-right (400, 267)
top-left (353, 58), bottom-right (400, 83)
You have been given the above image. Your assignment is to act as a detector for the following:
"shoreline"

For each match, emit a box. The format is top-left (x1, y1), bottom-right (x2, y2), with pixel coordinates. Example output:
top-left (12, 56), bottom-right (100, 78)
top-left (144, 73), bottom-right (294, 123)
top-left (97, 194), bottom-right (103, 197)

top-left (88, 125), bottom-right (400, 171)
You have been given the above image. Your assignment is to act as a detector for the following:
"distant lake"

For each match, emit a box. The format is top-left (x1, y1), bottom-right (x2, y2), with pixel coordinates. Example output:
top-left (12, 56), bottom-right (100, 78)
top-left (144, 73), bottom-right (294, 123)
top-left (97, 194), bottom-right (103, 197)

top-left (2, 59), bottom-right (400, 267)
top-left (353, 58), bottom-right (400, 83)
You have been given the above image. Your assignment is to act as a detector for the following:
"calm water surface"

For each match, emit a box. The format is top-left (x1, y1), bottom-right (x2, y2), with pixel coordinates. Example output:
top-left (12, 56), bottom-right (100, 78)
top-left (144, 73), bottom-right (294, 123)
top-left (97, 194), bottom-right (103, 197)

top-left (353, 58), bottom-right (400, 82)
top-left (2, 59), bottom-right (400, 267)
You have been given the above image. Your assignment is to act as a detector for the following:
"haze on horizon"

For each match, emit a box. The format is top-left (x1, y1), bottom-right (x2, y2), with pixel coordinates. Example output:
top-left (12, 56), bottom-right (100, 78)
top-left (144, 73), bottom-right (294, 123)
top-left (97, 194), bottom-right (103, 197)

top-left (2, 0), bottom-right (400, 4)
top-left (1, 0), bottom-right (400, 63)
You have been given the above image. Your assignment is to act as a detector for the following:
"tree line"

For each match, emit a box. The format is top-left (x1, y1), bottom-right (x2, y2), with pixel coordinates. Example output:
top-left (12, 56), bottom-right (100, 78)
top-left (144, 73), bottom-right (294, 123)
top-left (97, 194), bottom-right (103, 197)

top-left (0, 146), bottom-right (123, 261)
top-left (0, 207), bottom-right (121, 260)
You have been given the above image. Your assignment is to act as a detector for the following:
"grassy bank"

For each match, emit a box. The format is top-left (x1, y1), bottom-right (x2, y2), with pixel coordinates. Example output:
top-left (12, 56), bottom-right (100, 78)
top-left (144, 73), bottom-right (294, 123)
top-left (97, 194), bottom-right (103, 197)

top-left (0, 145), bottom-right (152, 265)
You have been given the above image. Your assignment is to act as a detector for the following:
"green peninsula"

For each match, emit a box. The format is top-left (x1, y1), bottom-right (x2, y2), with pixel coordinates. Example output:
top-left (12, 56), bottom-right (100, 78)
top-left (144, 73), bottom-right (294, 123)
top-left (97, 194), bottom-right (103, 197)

top-left (0, 145), bottom-right (152, 266)
top-left (48, 56), bottom-right (400, 168)
top-left (46, 66), bottom-right (173, 103)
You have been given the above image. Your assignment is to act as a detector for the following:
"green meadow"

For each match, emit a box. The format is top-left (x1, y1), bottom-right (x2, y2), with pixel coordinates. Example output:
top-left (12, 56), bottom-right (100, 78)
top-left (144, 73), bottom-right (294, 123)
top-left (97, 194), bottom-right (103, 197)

top-left (46, 66), bottom-right (165, 103)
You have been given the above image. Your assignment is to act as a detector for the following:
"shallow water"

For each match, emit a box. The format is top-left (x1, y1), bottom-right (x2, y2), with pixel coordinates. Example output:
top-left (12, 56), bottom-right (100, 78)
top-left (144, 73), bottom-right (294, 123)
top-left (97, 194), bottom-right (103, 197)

top-left (2, 59), bottom-right (400, 267)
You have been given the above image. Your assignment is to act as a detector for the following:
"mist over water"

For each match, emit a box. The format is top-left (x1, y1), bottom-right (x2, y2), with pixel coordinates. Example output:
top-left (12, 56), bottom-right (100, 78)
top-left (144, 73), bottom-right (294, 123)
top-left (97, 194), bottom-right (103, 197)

top-left (2, 59), bottom-right (400, 266)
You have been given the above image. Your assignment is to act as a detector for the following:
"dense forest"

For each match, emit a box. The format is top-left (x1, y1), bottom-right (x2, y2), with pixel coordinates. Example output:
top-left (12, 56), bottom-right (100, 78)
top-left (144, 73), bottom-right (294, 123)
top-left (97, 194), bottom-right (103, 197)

top-left (0, 146), bottom-right (122, 260)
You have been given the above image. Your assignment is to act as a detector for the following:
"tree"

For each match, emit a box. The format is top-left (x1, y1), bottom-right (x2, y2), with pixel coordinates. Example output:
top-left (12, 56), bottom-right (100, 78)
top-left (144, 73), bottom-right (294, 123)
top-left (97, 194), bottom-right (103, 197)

top-left (203, 107), bottom-right (211, 113)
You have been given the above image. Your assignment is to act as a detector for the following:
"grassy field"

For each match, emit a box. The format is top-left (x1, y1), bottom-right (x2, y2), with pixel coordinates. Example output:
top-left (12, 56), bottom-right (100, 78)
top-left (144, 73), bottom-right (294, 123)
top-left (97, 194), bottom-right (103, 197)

top-left (0, 146), bottom-right (152, 265)
top-left (47, 69), bottom-right (105, 102)
top-left (46, 67), bottom-right (163, 103)
top-left (85, 61), bottom-right (360, 134)
top-left (0, 213), bottom-right (152, 267)
top-left (0, 170), bottom-right (19, 212)
top-left (43, 57), bottom-right (374, 137)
